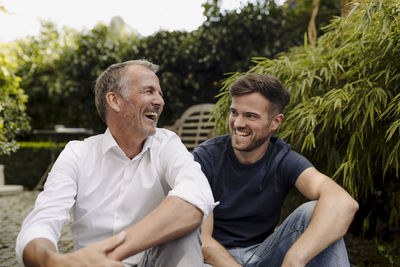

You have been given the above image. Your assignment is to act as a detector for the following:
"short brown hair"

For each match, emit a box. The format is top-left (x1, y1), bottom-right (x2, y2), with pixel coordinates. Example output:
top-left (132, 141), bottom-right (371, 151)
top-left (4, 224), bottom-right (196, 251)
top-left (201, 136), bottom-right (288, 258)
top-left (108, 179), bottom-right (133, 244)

top-left (229, 73), bottom-right (290, 115)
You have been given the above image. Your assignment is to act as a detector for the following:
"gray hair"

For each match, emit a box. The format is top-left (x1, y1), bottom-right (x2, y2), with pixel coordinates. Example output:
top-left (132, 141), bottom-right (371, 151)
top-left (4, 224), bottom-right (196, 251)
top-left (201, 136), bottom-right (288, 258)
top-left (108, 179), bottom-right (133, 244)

top-left (94, 59), bottom-right (159, 123)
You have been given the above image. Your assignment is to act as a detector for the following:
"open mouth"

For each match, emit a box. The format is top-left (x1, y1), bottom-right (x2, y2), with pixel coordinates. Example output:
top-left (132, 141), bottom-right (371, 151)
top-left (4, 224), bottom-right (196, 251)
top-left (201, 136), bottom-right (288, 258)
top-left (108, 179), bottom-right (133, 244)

top-left (234, 128), bottom-right (251, 137)
top-left (144, 111), bottom-right (158, 121)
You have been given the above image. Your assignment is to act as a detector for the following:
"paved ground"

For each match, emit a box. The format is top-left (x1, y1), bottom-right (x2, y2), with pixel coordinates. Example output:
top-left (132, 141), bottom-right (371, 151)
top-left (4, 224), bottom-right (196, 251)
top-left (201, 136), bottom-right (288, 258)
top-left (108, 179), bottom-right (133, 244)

top-left (0, 190), bottom-right (388, 266)
top-left (0, 190), bottom-right (73, 266)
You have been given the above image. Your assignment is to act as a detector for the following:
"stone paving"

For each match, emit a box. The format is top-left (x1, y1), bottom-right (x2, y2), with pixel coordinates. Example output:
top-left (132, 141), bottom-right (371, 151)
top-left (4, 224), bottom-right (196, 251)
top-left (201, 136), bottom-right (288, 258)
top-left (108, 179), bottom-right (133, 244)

top-left (0, 191), bottom-right (383, 266)
top-left (0, 190), bottom-right (73, 266)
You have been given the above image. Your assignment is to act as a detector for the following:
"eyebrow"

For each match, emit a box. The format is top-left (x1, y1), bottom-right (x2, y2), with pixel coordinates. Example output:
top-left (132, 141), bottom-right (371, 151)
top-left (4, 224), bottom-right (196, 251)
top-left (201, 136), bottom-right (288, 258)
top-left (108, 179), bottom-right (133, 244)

top-left (245, 112), bottom-right (259, 117)
top-left (143, 86), bottom-right (164, 97)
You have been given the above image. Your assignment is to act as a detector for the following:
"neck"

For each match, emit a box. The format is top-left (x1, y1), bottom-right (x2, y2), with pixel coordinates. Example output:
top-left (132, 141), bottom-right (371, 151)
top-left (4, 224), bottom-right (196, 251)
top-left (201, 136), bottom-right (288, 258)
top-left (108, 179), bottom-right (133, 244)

top-left (109, 125), bottom-right (146, 160)
top-left (233, 138), bottom-right (270, 165)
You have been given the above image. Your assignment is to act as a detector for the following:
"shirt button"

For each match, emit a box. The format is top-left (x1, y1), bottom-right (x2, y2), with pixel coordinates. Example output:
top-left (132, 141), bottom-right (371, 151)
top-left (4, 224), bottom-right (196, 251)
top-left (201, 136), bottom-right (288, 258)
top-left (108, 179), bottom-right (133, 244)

top-left (115, 215), bottom-right (120, 221)
top-left (121, 187), bottom-right (126, 193)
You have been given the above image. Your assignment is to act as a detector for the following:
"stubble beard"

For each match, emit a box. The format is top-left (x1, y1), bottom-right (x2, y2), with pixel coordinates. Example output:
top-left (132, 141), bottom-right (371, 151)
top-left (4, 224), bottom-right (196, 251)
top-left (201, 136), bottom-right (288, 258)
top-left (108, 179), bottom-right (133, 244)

top-left (232, 133), bottom-right (271, 152)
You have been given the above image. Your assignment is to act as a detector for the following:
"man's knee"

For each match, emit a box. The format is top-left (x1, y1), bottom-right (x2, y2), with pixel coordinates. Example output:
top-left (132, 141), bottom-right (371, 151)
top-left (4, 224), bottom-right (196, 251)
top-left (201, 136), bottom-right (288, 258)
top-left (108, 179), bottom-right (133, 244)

top-left (139, 228), bottom-right (203, 267)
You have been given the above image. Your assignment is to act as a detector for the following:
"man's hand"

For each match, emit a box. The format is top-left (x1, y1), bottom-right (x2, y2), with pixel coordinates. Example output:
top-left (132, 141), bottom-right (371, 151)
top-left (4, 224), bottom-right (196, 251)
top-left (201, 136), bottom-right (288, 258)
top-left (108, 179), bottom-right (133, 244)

top-left (201, 213), bottom-right (242, 267)
top-left (24, 231), bottom-right (126, 267)
top-left (107, 196), bottom-right (203, 261)
top-left (281, 252), bottom-right (306, 267)
top-left (52, 231), bottom-right (127, 267)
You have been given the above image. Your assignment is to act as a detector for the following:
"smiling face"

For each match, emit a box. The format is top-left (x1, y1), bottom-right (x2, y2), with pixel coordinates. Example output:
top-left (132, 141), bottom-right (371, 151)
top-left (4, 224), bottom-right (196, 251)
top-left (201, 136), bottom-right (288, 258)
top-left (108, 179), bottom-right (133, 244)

top-left (229, 92), bottom-right (283, 163)
top-left (119, 65), bottom-right (164, 139)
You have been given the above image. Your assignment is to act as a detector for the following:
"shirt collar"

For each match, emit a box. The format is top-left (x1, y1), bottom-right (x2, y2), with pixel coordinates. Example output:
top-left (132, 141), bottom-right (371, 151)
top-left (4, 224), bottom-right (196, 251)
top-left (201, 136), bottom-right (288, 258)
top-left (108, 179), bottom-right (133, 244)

top-left (102, 128), bottom-right (118, 155)
top-left (102, 127), bottom-right (153, 158)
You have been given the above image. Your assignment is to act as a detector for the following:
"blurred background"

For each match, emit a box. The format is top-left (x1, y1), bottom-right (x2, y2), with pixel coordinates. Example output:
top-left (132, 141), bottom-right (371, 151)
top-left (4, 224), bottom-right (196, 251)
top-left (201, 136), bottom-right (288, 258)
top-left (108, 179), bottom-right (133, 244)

top-left (0, 0), bottom-right (399, 265)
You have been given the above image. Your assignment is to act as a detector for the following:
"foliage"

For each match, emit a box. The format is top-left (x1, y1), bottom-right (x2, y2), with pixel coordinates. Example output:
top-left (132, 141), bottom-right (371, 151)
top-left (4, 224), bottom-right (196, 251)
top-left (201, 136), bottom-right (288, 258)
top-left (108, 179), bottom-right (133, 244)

top-left (11, 19), bottom-right (138, 133)
top-left (127, 0), bottom-right (341, 126)
top-left (6, 0), bottom-right (340, 134)
top-left (0, 1), bottom-right (7, 13)
top-left (125, 1), bottom-right (295, 126)
top-left (213, 0), bottom-right (400, 236)
top-left (0, 44), bottom-right (30, 154)
top-left (375, 235), bottom-right (400, 266)
top-left (282, 0), bottom-right (341, 43)
top-left (0, 141), bottom-right (65, 188)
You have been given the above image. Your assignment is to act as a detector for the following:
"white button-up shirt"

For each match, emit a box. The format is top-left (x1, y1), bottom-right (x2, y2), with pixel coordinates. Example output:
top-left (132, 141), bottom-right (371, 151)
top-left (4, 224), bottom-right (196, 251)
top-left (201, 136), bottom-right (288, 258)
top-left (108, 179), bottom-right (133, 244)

top-left (16, 128), bottom-right (216, 266)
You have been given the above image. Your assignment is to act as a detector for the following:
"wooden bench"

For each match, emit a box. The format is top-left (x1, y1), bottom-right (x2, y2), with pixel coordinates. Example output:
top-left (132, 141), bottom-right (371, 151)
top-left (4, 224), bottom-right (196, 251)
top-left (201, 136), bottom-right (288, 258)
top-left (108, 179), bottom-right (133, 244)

top-left (165, 103), bottom-right (215, 151)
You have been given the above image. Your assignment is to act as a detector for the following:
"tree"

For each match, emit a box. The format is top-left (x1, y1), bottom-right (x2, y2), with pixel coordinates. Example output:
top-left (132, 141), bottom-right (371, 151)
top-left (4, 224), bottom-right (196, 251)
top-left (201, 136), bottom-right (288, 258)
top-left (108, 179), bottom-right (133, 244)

top-left (12, 19), bottom-right (138, 132)
top-left (0, 45), bottom-right (30, 154)
top-left (307, 0), bottom-right (320, 47)
top-left (132, 0), bottom-right (340, 126)
top-left (7, 0), bottom-right (341, 133)
top-left (0, 0), bottom-right (30, 154)
top-left (213, 0), bottom-right (400, 237)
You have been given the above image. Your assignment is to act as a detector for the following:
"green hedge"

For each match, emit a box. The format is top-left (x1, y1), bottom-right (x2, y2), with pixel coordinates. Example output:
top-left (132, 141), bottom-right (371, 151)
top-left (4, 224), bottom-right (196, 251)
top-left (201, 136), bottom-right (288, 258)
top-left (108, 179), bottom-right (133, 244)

top-left (0, 142), bottom-right (65, 189)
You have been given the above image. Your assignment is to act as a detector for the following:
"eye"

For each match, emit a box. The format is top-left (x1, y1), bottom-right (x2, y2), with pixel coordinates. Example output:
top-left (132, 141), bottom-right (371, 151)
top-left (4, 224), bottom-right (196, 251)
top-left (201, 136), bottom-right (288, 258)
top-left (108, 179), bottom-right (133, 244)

top-left (246, 113), bottom-right (257, 119)
top-left (230, 109), bottom-right (238, 116)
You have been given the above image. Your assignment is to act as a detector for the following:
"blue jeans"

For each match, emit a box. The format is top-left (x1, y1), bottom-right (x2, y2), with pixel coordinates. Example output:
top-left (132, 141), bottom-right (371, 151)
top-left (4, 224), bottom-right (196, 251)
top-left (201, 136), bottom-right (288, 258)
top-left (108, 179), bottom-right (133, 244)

top-left (227, 201), bottom-right (350, 266)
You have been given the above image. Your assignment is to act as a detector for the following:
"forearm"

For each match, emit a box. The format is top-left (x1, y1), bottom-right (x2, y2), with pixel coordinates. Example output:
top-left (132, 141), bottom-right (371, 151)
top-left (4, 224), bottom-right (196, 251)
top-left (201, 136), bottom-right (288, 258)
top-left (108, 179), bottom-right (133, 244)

top-left (201, 236), bottom-right (241, 267)
top-left (284, 191), bottom-right (358, 265)
top-left (108, 196), bottom-right (203, 260)
top-left (23, 238), bottom-right (58, 267)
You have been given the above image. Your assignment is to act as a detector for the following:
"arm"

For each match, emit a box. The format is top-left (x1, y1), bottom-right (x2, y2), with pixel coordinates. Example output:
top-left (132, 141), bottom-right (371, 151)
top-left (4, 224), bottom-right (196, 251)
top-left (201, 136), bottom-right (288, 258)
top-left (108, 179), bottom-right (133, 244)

top-left (23, 232), bottom-right (126, 267)
top-left (282, 167), bottom-right (359, 266)
top-left (107, 196), bottom-right (203, 261)
top-left (200, 213), bottom-right (242, 267)
top-left (106, 132), bottom-right (215, 260)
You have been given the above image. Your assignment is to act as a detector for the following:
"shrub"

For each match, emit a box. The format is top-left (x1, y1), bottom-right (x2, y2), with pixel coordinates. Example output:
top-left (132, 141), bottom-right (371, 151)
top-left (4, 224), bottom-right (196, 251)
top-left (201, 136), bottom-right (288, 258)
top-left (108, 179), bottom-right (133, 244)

top-left (0, 45), bottom-right (30, 154)
top-left (0, 142), bottom-right (64, 189)
top-left (212, 0), bottom-right (400, 236)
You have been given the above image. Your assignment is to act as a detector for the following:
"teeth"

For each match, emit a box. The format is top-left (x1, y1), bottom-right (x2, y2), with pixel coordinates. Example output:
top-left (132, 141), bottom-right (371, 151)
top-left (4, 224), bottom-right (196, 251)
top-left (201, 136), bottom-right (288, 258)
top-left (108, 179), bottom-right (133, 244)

top-left (144, 112), bottom-right (158, 119)
top-left (235, 129), bottom-right (250, 136)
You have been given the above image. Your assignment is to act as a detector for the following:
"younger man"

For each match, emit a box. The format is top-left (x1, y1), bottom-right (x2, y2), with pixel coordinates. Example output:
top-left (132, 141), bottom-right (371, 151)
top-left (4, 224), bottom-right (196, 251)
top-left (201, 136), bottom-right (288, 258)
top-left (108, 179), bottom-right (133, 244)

top-left (194, 73), bottom-right (358, 266)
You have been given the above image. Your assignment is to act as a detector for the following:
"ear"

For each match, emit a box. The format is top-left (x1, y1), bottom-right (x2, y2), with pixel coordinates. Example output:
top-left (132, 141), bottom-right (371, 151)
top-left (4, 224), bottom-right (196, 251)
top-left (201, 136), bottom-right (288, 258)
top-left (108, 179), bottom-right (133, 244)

top-left (271, 113), bottom-right (284, 131)
top-left (106, 92), bottom-right (122, 113)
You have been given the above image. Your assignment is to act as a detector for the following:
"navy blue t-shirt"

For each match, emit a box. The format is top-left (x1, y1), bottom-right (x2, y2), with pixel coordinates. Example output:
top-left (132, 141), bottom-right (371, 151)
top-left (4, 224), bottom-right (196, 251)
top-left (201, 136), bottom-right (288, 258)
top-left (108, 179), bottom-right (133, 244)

top-left (193, 135), bottom-right (313, 248)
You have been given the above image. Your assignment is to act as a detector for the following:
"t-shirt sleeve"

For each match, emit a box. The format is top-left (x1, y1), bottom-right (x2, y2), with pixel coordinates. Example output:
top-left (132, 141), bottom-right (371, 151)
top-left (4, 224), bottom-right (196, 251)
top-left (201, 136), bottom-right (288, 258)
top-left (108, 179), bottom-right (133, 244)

top-left (192, 146), bottom-right (213, 183)
top-left (279, 150), bottom-right (314, 188)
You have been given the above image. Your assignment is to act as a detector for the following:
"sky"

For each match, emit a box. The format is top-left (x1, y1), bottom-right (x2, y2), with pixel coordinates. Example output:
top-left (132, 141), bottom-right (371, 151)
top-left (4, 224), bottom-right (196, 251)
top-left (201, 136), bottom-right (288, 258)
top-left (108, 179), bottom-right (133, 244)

top-left (0, 0), bottom-right (269, 43)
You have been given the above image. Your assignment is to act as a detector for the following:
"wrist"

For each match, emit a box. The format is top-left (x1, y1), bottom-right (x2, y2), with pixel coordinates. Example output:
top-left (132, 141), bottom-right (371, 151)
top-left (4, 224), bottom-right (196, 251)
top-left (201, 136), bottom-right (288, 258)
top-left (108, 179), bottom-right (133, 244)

top-left (283, 248), bottom-right (307, 267)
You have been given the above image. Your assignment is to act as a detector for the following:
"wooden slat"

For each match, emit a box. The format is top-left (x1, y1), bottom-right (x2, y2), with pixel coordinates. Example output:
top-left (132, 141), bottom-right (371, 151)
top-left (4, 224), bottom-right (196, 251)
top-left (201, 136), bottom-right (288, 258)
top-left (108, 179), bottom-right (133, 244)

top-left (164, 103), bottom-right (215, 151)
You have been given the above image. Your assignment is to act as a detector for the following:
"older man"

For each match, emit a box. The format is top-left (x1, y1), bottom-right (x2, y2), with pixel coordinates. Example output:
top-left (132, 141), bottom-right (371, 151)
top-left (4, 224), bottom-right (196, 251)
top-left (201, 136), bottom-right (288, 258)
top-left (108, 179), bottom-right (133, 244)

top-left (16, 59), bottom-right (216, 266)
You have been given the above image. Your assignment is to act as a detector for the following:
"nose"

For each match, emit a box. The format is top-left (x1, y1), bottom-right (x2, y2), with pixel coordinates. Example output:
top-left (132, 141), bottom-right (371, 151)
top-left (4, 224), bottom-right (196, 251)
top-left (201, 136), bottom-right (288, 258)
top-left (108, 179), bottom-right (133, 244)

top-left (232, 115), bottom-right (245, 128)
top-left (153, 91), bottom-right (165, 108)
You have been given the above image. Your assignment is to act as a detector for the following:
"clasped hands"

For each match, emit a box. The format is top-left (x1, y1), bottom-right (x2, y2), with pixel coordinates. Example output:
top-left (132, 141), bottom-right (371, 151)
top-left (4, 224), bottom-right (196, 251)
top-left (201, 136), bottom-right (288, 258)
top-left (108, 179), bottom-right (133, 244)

top-left (46, 231), bottom-right (127, 267)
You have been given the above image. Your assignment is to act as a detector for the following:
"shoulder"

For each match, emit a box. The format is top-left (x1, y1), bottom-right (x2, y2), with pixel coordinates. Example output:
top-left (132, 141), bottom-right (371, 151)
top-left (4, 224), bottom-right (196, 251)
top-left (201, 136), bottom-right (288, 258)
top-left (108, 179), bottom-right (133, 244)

top-left (155, 127), bottom-right (178, 139)
top-left (64, 133), bottom-right (103, 157)
top-left (273, 137), bottom-right (311, 166)
top-left (193, 135), bottom-right (231, 158)
top-left (195, 134), bottom-right (231, 151)
top-left (192, 135), bottom-right (231, 170)
top-left (149, 128), bottom-right (189, 158)
top-left (271, 137), bottom-right (313, 185)
top-left (151, 128), bottom-right (181, 147)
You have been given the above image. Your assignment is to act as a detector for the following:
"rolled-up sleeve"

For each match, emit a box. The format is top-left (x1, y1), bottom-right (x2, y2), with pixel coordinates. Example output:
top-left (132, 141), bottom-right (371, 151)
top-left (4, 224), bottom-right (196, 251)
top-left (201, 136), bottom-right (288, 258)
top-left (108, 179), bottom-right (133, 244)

top-left (15, 143), bottom-right (78, 266)
top-left (160, 134), bottom-right (218, 220)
